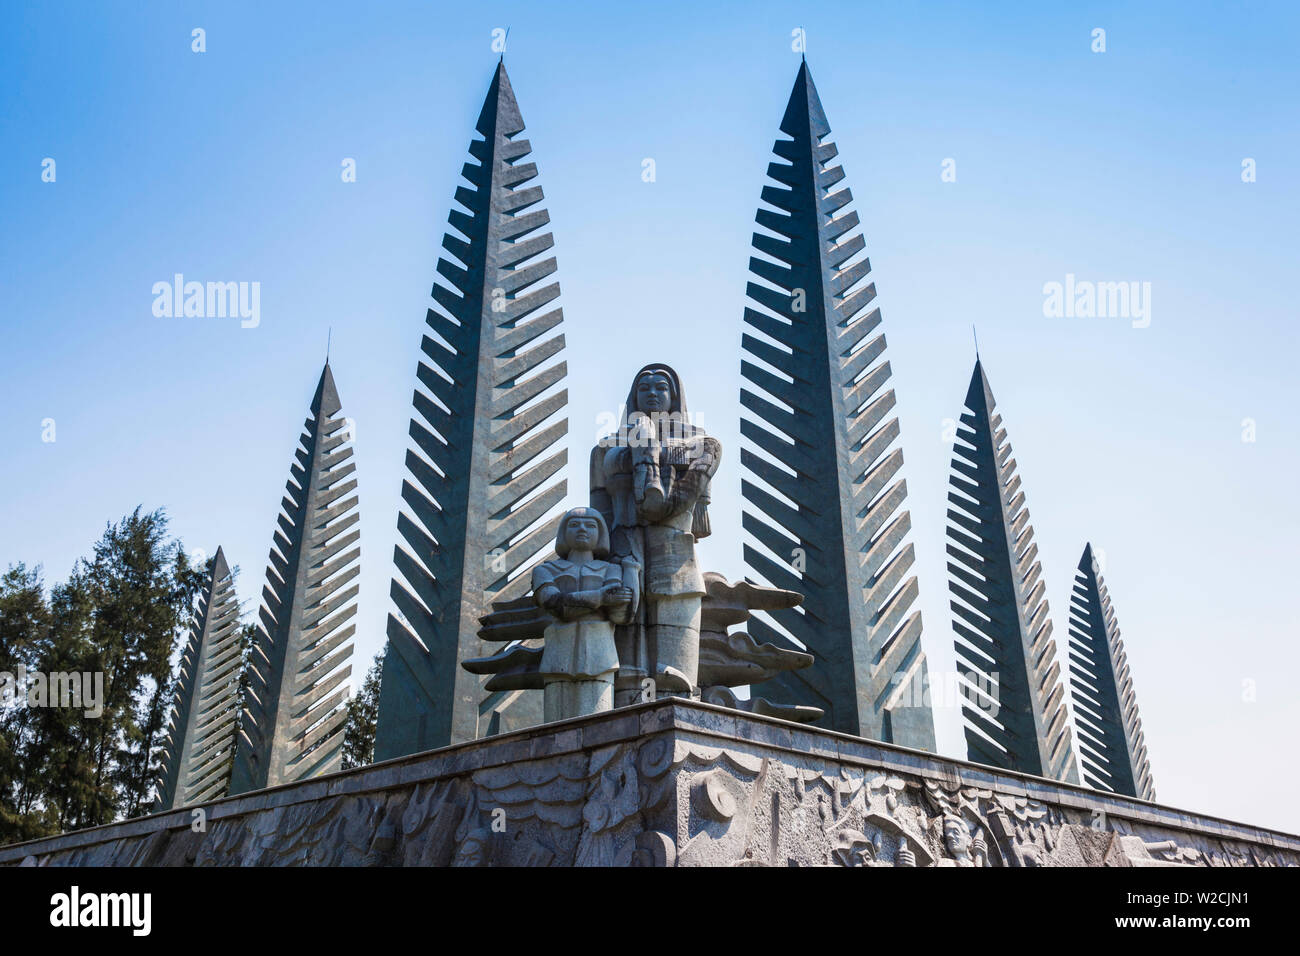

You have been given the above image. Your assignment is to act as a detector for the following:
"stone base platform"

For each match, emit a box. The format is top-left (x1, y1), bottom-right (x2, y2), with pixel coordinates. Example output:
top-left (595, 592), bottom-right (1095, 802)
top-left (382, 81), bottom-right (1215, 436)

top-left (2, 699), bottom-right (1296, 866)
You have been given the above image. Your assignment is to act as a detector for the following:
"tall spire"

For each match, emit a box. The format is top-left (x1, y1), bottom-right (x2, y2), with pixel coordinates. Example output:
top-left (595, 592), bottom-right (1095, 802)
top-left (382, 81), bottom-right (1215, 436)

top-left (738, 61), bottom-right (936, 748)
top-left (948, 359), bottom-right (1079, 782)
top-left (1068, 544), bottom-right (1155, 799)
top-left (229, 361), bottom-right (359, 793)
top-left (154, 548), bottom-right (242, 809)
top-left (374, 61), bottom-right (568, 758)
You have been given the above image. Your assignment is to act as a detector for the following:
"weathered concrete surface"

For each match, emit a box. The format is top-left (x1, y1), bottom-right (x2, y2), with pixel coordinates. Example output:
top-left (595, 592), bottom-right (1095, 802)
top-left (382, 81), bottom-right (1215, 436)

top-left (230, 361), bottom-right (359, 794)
top-left (740, 61), bottom-right (936, 751)
top-left (1069, 542), bottom-right (1155, 800)
top-left (374, 60), bottom-right (569, 759)
top-left (948, 359), bottom-right (1080, 785)
top-left (2, 699), bottom-right (1295, 866)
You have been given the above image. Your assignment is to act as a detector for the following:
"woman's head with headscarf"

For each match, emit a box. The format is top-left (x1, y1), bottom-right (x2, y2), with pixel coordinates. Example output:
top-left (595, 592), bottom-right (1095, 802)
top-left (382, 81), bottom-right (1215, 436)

top-left (624, 364), bottom-right (687, 418)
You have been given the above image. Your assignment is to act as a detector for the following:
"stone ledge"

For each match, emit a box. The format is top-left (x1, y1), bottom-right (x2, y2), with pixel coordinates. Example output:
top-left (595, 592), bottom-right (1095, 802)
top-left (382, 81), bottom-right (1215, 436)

top-left (2, 699), bottom-right (1296, 866)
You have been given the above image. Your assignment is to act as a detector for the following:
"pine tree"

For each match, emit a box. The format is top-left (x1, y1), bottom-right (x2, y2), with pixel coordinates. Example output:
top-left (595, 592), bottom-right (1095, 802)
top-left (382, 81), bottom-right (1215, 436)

top-left (0, 564), bottom-right (54, 842)
top-left (76, 508), bottom-right (193, 825)
top-left (341, 652), bottom-right (383, 770)
top-left (35, 569), bottom-right (99, 832)
top-left (1, 509), bottom-right (199, 836)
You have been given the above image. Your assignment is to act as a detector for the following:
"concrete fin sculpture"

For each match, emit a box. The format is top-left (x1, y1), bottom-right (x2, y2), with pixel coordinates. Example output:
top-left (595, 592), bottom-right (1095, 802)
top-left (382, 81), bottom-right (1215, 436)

top-left (1068, 543), bottom-right (1155, 800)
top-left (374, 61), bottom-right (568, 758)
top-left (466, 573), bottom-right (826, 725)
top-left (695, 573), bottom-right (824, 724)
top-left (154, 547), bottom-right (242, 810)
top-left (229, 361), bottom-right (358, 793)
top-left (947, 359), bottom-right (1079, 783)
top-left (738, 61), bottom-right (935, 748)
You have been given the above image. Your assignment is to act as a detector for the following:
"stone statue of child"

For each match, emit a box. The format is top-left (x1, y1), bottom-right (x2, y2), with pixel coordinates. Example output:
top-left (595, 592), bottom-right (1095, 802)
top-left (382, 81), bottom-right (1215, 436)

top-left (532, 508), bottom-right (639, 722)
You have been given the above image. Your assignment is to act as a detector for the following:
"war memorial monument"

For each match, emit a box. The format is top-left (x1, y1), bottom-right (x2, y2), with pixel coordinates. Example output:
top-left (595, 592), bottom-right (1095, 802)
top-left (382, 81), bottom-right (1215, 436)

top-left (2, 60), bottom-right (1296, 869)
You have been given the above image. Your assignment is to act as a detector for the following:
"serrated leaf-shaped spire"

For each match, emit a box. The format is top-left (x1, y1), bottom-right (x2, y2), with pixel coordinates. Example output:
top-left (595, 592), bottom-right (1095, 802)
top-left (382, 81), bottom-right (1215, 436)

top-left (948, 359), bottom-right (1078, 782)
top-left (739, 62), bottom-right (935, 748)
top-left (374, 62), bottom-right (568, 757)
top-left (1068, 543), bottom-right (1155, 799)
top-left (229, 361), bottom-right (358, 793)
top-left (154, 547), bottom-right (242, 809)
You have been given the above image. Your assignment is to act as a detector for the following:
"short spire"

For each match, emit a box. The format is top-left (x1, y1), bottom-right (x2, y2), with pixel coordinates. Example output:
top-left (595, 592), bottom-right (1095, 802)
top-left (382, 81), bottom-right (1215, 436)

top-left (153, 545), bottom-right (242, 809)
top-left (1069, 542), bottom-right (1155, 800)
top-left (947, 355), bottom-right (1079, 783)
top-left (230, 361), bottom-right (360, 794)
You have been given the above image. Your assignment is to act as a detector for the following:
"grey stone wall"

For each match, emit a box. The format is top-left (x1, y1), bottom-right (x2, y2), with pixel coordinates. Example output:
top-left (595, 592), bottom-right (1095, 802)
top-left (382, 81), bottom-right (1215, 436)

top-left (2, 700), bottom-right (1295, 867)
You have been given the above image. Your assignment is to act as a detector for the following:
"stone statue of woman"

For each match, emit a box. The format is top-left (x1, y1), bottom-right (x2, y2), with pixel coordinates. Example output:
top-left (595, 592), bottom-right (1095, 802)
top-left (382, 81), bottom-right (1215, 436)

top-left (532, 507), bottom-right (638, 721)
top-left (590, 364), bottom-right (721, 705)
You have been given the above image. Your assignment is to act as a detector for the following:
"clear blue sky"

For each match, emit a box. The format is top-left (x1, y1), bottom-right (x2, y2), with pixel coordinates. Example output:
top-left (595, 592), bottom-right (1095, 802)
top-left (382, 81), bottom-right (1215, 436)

top-left (2, 2), bottom-right (1297, 833)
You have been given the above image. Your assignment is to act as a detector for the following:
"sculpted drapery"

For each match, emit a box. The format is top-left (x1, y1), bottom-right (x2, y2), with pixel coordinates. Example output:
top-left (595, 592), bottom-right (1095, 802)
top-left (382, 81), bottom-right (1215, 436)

top-left (590, 364), bottom-right (721, 703)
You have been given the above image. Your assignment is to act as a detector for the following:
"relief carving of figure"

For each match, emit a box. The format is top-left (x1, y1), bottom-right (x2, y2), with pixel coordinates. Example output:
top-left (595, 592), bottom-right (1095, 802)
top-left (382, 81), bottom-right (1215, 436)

top-left (590, 364), bottom-right (721, 703)
top-left (936, 814), bottom-right (988, 867)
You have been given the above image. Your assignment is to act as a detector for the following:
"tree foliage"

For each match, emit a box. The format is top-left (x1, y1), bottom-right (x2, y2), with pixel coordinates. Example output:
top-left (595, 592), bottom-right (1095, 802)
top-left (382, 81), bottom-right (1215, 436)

top-left (341, 652), bottom-right (383, 771)
top-left (0, 507), bottom-right (204, 842)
